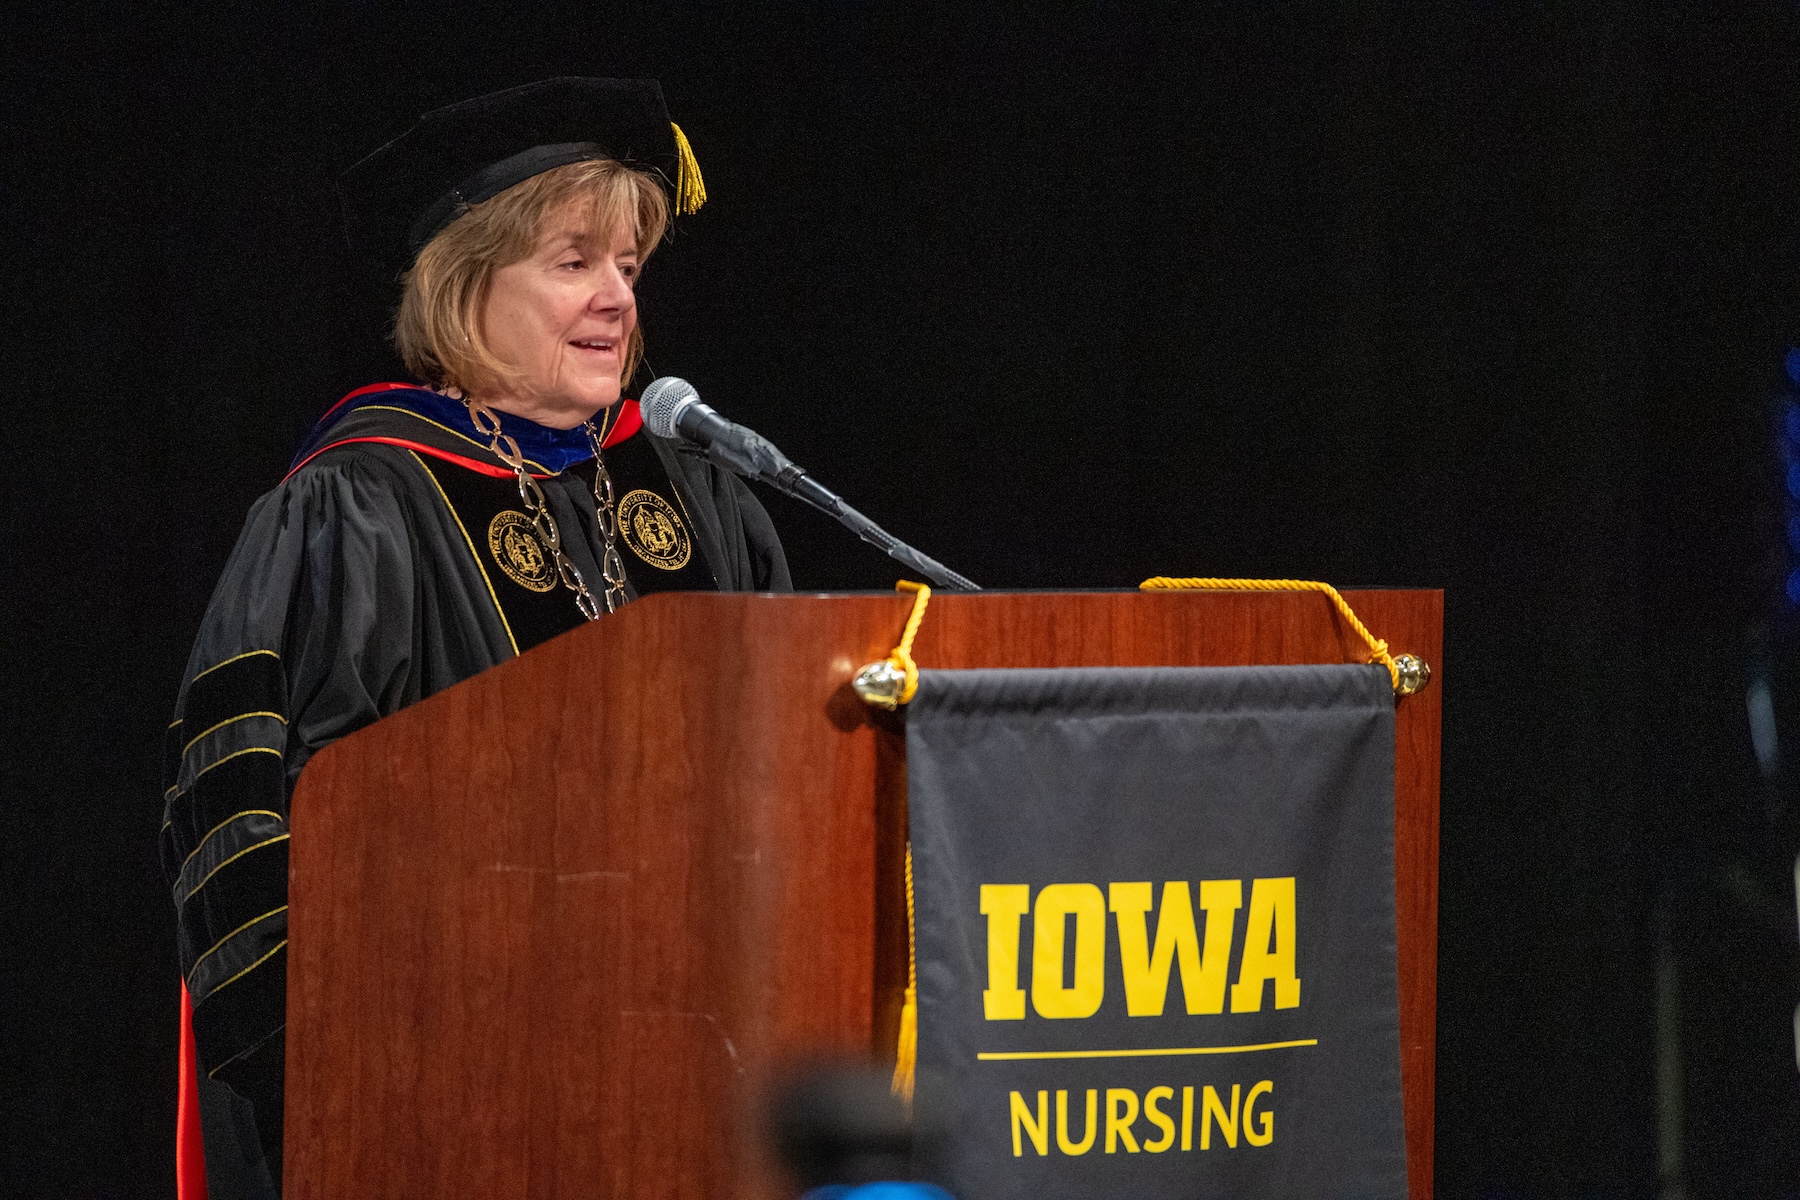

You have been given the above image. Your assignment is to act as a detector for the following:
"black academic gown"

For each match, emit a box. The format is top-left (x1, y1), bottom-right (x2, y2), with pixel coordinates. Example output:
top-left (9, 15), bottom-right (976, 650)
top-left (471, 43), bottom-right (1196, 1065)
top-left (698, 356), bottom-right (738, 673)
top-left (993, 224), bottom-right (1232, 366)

top-left (160, 389), bottom-right (789, 1197)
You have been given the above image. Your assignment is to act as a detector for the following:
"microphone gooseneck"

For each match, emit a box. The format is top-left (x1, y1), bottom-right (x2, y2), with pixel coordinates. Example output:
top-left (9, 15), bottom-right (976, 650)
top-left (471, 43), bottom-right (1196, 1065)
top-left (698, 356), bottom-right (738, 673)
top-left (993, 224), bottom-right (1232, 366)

top-left (638, 377), bottom-right (979, 592)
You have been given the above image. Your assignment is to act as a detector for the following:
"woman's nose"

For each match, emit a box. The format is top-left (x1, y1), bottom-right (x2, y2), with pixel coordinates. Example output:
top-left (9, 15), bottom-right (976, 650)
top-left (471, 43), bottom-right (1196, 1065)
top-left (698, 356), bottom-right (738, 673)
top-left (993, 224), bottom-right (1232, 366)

top-left (588, 263), bottom-right (635, 312)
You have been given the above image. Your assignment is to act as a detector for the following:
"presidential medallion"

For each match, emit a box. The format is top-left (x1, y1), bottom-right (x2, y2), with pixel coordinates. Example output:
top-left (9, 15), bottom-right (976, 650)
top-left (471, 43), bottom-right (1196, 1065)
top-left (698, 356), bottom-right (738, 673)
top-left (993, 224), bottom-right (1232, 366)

top-left (618, 489), bottom-right (692, 570)
top-left (486, 511), bottom-right (557, 592)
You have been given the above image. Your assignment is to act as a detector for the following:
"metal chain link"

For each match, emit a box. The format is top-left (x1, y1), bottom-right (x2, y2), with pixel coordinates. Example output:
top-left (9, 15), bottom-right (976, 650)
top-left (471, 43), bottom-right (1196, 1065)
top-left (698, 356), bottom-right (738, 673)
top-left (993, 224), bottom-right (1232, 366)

top-left (464, 396), bottom-right (623, 619)
top-left (583, 420), bottom-right (630, 613)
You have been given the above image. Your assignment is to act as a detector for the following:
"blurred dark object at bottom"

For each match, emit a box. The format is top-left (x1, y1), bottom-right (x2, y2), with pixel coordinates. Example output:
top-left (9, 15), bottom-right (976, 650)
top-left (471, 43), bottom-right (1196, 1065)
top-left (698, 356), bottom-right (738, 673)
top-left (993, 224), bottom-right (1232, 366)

top-left (800, 1185), bottom-right (954, 1200)
top-left (771, 1064), bottom-right (952, 1199)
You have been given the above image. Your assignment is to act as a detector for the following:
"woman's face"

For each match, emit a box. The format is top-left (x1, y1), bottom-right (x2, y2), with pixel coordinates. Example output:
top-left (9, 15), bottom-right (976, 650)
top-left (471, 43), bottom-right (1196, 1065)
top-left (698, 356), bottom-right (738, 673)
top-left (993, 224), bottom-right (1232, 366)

top-left (479, 206), bottom-right (640, 429)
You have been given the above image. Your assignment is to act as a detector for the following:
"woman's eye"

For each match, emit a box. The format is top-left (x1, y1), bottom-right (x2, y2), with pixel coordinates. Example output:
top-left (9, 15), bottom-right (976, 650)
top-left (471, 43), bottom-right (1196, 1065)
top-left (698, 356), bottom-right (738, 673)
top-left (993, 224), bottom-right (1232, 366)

top-left (559, 259), bottom-right (586, 271)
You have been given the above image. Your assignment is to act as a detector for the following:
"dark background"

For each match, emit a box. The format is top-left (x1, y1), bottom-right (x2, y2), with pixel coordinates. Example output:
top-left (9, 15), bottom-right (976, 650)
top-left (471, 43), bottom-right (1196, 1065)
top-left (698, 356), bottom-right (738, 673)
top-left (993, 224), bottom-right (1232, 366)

top-left (3, 2), bottom-right (1798, 1196)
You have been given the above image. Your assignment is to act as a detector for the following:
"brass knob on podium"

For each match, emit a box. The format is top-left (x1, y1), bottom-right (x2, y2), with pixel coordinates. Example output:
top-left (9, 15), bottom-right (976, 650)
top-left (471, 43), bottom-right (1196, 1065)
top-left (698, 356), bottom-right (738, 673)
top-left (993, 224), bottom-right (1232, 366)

top-left (853, 660), bottom-right (908, 709)
top-left (1392, 654), bottom-right (1432, 696)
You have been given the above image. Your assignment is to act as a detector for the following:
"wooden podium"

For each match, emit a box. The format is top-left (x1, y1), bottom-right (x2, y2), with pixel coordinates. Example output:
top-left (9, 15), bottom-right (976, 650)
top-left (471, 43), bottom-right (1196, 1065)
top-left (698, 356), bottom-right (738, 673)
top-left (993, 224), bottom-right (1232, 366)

top-left (285, 590), bottom-right (1442, 1198)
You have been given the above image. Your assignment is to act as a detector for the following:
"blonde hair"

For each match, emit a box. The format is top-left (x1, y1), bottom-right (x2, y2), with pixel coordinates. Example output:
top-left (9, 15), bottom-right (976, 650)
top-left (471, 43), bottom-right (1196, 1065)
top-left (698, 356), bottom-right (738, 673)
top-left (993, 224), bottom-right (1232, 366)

top-left (395, 158), bottom-right (670, 395)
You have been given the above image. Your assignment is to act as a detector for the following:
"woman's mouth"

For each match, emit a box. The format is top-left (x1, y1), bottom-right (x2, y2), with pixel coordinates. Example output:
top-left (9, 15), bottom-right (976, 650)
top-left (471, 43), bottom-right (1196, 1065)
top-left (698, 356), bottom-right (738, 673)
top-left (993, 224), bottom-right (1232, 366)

top-left (570, 338), bottom-right (617, 355)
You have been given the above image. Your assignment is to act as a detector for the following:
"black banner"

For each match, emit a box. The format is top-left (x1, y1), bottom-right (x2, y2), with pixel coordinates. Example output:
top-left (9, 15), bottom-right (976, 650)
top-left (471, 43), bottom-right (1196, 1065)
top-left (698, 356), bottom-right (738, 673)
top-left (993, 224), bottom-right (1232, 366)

top-left (907, 665), bottom-right (1406, 1199)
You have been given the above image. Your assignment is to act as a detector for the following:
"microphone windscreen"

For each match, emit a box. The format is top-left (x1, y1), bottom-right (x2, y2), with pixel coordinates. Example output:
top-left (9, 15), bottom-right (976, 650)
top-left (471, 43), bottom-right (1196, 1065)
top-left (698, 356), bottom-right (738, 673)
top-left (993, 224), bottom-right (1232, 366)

top-left (640, 376), bottom-right (699, 438)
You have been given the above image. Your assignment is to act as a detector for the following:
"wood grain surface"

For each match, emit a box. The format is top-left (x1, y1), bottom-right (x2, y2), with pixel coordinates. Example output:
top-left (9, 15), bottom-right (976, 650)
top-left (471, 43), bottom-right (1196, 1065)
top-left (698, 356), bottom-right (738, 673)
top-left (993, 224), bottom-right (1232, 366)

top-left (285, 589), bottom-right (1441, 1198)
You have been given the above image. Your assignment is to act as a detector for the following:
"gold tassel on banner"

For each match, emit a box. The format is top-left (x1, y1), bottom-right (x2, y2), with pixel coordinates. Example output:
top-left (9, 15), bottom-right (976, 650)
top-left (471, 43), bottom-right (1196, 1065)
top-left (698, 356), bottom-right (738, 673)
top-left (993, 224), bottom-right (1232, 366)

top-left (670, 123), bottom-right (707, 215)
top-left (892, 843), bottom-right (918, 1103)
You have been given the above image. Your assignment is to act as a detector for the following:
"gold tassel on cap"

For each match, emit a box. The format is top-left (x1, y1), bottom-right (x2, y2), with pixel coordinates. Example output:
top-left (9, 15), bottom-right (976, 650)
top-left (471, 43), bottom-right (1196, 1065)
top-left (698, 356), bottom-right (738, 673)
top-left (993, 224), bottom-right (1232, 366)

top-left (670, 122), bottom-right (707, 215)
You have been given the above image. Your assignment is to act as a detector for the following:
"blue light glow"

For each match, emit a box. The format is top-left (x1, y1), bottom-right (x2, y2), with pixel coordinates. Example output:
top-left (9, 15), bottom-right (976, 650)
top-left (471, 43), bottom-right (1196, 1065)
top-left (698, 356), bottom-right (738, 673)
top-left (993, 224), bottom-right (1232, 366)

top-left (1785, 347), bottom-right (1800, 386)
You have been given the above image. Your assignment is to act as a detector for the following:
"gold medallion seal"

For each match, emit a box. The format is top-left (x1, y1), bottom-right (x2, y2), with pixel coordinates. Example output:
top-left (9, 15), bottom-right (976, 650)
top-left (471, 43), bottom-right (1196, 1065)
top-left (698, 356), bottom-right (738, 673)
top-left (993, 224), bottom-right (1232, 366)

top-left (486, 511), bottom-right (556, 592)
top-left (617, 489), bottom-right (692, 570)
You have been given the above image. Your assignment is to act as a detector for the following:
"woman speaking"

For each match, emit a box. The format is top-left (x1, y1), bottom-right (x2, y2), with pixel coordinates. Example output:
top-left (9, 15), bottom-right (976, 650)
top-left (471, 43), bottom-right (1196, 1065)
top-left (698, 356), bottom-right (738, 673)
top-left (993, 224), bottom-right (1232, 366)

top-left (160, 78), bottom-right (788, 1196)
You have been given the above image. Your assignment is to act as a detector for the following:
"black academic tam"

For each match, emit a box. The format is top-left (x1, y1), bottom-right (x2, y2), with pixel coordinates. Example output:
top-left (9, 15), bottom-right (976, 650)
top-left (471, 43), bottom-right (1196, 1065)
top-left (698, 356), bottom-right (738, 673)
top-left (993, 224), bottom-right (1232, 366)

top-left (339, 76), bottom-right (699, 271)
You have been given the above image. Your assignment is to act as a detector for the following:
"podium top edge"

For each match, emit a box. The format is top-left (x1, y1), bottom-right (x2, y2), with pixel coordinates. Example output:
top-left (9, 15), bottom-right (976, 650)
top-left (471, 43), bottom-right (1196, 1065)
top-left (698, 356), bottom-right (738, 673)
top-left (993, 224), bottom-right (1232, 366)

top-left (692, 586), bottom-right (1443, 598)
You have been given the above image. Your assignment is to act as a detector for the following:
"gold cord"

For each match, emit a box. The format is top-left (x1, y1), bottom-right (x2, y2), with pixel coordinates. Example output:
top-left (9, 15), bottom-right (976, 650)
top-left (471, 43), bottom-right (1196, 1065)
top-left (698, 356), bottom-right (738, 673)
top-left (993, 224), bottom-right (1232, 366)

top-left (891, 843), bottom-right (918, 1103)
top-left (885, 581), bottom-right (932, 705)
top-left (884, 581), bottom-right (927, 1100)
top-left (1139, 576), bottom-right (1400, 688)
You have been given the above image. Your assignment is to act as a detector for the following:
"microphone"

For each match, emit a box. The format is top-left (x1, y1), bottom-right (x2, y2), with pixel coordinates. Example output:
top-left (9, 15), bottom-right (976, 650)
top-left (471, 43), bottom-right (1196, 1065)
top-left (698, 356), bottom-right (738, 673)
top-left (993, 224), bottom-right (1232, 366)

top-left (639, 377), bottom-right (979, 592)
